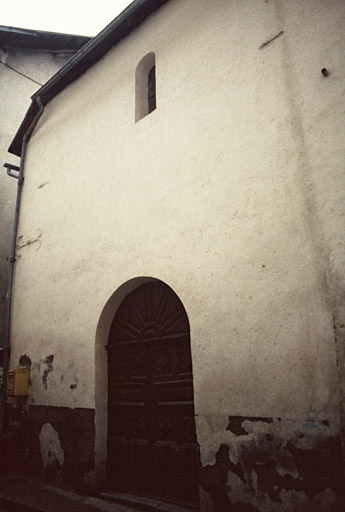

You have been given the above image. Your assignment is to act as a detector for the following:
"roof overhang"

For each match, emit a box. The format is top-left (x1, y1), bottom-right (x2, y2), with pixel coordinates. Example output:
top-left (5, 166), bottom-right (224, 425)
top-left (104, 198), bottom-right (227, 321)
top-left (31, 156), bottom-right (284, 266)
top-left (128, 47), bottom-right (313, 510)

top-left (0, 25), bottom-right (90, 52)
top-left (8, 0), bottom-right (171, 156)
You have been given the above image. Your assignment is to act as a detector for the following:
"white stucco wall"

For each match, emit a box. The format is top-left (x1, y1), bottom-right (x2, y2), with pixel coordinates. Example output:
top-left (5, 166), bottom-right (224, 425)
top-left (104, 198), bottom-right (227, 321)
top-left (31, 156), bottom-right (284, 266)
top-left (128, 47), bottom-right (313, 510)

top-left (0, 47), bottom-right (79, 346)
top-left (8, 0), bottom-right (345, 507)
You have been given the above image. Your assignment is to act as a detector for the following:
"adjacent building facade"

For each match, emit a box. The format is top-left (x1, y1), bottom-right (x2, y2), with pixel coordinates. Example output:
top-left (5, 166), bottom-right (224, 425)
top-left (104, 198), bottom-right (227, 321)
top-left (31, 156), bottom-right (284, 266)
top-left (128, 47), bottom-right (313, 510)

top-left (0, 25), bottom-right (90, 348)
top-left (4, 1), bottom-right (345, 510)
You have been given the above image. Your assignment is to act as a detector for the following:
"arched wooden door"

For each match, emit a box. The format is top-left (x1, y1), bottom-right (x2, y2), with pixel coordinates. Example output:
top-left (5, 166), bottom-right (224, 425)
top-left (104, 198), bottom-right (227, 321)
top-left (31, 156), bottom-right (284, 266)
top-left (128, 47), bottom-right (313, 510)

top-left (107, 281), bottom-right (199, 507)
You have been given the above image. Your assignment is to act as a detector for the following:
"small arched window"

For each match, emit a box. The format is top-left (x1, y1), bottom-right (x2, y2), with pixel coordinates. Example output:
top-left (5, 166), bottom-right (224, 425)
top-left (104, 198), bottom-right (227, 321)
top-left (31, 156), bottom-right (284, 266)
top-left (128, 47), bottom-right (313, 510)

top-left (135, 52), bottom-right (156, 122)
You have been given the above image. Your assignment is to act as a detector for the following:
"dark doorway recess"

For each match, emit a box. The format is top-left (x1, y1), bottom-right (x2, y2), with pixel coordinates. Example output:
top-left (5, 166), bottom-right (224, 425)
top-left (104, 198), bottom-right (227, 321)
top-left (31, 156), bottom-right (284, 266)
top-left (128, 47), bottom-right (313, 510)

top-left (107, 281), bottom-right (199, 507)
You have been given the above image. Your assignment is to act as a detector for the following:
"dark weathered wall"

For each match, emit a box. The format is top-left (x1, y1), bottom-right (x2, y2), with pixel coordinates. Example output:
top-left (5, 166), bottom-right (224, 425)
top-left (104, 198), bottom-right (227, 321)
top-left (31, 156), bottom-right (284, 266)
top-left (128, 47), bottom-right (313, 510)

top-left (4, 405), bottom-right (95, 491)
top-left (198, 415), bottom-right (345, 511)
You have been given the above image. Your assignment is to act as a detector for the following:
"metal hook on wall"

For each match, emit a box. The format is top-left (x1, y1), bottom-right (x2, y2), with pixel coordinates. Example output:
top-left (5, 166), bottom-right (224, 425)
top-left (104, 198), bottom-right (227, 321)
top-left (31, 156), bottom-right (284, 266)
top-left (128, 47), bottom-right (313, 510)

top-left (16, 229), bottom-right (42, 253)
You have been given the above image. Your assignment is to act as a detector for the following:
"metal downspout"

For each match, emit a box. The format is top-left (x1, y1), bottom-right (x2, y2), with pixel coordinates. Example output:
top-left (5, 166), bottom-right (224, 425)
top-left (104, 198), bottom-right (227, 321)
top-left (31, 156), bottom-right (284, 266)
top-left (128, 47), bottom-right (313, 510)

top-left (2, 96), bottom-right (44, 431)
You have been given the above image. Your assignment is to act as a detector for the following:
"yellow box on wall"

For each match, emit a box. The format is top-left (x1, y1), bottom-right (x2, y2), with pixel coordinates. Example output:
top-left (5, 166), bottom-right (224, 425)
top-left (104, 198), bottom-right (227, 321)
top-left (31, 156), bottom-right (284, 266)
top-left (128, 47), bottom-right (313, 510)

top-left (7, 367), bottom-right (29, 396)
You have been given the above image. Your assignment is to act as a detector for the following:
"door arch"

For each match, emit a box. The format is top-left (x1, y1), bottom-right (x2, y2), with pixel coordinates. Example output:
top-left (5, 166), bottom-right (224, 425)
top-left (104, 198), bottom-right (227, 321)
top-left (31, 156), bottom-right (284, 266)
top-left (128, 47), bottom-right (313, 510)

top-left (107, 280), bottom-right (199, 506)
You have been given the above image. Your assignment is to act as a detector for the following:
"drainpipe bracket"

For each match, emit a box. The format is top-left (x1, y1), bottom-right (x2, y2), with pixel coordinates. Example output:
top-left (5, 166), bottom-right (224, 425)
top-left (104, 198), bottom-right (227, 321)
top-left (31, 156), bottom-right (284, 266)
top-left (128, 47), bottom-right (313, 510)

top-left (4, 163), bottom-right (20, 179)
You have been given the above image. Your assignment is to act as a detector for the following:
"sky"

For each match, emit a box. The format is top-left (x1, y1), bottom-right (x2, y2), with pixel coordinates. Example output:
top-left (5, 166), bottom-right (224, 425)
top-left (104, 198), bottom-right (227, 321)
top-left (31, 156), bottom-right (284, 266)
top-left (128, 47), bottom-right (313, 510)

top-left (1, 0), bottom-right (133, 37)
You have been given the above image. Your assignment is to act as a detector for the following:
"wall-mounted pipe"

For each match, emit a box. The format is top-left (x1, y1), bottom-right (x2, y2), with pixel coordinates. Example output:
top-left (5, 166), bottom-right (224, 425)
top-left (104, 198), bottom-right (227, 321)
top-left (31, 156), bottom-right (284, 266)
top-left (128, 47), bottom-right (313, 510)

top-left (1, 96), bottom-right (44, 431)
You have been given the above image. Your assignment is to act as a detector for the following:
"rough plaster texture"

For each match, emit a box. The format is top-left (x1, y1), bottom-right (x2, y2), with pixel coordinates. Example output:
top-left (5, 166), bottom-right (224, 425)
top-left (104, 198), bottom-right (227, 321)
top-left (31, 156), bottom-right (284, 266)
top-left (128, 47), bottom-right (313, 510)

top-left (8, 0), bottom-right (345, 509)
top-left (0, 47), bottom-right (80, 347)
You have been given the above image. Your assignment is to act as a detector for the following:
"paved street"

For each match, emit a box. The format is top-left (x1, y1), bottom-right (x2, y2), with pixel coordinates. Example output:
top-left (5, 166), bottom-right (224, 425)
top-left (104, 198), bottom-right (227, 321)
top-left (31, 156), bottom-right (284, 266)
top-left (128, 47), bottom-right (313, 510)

top-left (0, 475), bottom-right (196, 512)
top-left (0, 476), bottom-right (142, 512)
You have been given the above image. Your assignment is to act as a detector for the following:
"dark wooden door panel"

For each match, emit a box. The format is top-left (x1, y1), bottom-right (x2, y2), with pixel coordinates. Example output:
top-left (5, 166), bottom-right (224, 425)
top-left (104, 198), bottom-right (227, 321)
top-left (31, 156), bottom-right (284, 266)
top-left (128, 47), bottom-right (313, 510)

top-left (107, 281), bottom-right (199, 506)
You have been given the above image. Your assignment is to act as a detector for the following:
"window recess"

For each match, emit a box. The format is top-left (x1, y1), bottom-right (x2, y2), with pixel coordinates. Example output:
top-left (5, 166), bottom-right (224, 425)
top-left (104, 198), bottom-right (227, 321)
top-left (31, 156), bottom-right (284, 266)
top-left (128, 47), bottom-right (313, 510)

top-left (135, 52), bottom-right (156, 122)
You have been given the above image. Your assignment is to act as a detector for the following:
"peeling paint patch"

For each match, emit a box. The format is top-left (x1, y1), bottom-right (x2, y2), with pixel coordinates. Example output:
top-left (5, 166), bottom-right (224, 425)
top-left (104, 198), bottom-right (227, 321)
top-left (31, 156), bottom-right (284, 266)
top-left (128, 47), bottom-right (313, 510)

top-left (42, 354), bottom-right (54, 390)
top-left (19, 354), bottom-right (32, 367)
top-left (227, 416), bottom-right (273, 436)
top-left (226, 417), bottom-right (248, 436)
top-left (236, 425), bottom-right (344, 502)
top-left (200, 444), bottom-right (245, 511)
top-left (39, 423), bottom-right (64, 470)
top-left (198, 415), bottom-right (345, 511)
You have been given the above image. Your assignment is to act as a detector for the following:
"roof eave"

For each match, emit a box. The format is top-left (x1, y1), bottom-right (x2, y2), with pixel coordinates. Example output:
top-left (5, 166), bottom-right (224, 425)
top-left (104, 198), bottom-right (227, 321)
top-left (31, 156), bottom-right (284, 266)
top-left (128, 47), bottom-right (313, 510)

top-left (8, 0), bottom-right (170, 156)
top-left (0, 25), bottom-right (90, 52)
